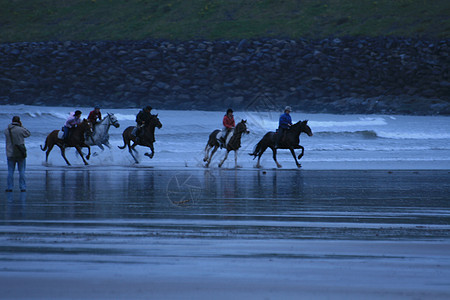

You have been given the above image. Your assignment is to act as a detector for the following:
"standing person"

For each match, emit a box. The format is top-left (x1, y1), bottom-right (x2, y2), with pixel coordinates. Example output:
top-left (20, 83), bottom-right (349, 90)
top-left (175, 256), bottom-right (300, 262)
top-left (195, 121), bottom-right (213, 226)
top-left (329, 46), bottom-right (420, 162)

top-left (132, 106), bottom-right (152, 143)
top-left (62, 110), bottom-right (82, 145)
top-left (4, 116), bottom-right (31, 192)
top-left (220, 108), bottom-right (235, 148)
top-left (87, 105), bottom-right (102, 127)
top-left (274, 106), bottom-right (292, 148)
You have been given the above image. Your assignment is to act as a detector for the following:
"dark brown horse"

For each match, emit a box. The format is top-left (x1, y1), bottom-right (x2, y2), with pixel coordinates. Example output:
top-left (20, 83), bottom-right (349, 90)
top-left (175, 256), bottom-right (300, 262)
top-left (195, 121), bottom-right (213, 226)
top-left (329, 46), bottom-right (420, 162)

top-left (40, 119), bottom-right (93, 166)
top-left (203, 120), bottom-right (249, 168)
top-left (249, 120), bottom-right (313, 168)
top-left (118, 114), bottom-right (162, 163)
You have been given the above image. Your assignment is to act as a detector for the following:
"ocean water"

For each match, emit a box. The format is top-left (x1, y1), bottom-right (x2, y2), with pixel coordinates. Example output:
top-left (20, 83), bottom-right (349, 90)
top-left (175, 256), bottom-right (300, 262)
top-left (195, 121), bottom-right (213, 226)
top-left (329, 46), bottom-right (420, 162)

top-left (1, 104), bottom-right (449, 169)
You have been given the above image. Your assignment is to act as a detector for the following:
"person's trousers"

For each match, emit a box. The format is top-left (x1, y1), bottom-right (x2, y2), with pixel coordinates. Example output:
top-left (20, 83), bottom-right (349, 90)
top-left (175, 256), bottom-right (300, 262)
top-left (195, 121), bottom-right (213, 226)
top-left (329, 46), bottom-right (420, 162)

top-left (7, 158), bottom-right (26, 190)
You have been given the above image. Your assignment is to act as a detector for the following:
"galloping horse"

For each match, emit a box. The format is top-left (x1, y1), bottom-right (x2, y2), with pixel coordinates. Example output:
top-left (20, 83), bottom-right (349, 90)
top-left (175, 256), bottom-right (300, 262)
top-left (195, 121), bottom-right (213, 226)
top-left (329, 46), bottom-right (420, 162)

top-left (40, 119), bottom-right (93, 166)
top-left (85, 113), bottom-right (120, 150)
top-left (204, 120), bottom-right (250, 168)
top-left (249, 120), bottom-right (313, 168)
top-left (118, 114), bottom-right (162, 163)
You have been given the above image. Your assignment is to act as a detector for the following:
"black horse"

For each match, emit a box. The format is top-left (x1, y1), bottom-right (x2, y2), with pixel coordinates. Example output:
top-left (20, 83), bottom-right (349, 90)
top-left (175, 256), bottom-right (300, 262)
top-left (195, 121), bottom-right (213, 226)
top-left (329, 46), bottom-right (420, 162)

top-left (204, 120), bottom-right (250, 168)
top-left (40, 119), bottom-right (93, 166)
top-left (249, 120), bottom-right (313, 168)
top-left (118, 114), bottom-right (162, 163)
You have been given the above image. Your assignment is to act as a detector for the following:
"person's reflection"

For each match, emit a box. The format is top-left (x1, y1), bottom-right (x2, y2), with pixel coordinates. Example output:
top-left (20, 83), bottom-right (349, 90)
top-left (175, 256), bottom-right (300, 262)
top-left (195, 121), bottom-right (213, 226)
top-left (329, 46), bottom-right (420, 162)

top-left (6, 191), bottom-right (27, 219)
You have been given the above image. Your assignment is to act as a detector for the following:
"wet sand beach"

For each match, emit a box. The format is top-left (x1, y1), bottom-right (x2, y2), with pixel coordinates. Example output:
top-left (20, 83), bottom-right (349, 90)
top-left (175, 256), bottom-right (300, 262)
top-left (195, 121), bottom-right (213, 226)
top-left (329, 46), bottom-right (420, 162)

top-left (1, 168), bottom-right (450, 299)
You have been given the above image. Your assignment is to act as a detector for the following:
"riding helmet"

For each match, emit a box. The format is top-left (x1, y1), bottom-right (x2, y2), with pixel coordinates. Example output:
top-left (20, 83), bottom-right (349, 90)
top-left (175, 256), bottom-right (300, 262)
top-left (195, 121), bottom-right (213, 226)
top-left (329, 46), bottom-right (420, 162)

top-left (144, 106), bottom-right (152, 111)
top-left (74, 110), bottom-right (82, 116)
top-left (284, 106), bottom-right (292, 112)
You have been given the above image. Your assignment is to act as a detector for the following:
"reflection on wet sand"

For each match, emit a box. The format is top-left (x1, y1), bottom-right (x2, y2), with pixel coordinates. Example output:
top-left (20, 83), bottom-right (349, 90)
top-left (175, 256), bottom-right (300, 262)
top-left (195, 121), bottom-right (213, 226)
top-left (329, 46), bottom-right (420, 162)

top-left (5, 191), bottom-right (26, 220)
top-left (1, 169), bottom-right (450, 299)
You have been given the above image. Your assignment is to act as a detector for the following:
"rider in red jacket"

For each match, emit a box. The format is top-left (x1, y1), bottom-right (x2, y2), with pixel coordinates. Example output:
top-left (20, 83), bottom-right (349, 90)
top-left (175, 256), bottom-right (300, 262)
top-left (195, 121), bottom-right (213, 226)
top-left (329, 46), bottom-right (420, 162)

top-left (220, 108), bottom-right (235, 147)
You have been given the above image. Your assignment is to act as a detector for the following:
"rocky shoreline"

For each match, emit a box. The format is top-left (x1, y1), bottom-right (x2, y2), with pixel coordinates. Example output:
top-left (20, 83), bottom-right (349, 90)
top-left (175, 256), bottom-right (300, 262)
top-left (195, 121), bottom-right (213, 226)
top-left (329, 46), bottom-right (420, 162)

top-left (0, 37), bottom-right (449, 115)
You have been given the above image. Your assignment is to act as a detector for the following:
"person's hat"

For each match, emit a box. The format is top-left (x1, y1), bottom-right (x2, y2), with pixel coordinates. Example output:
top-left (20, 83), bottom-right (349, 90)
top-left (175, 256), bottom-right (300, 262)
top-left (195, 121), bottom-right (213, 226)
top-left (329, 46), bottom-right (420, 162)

top-left (284, 106), bottom-right (292, 112)
top-left (94, 105), bottom-right (101, 109)
top-left (144, 106), bottom-right (152, 111)
top-left (74, 110), bottom-right (82, 116)
top-left (226, 108), bottom-right (233, 114)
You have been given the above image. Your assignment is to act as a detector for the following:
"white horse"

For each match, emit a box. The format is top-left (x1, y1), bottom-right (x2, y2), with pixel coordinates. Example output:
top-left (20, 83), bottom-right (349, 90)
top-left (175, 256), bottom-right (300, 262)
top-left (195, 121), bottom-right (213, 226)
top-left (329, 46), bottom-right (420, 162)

top-left (85, 113), bottom-right (120, 150)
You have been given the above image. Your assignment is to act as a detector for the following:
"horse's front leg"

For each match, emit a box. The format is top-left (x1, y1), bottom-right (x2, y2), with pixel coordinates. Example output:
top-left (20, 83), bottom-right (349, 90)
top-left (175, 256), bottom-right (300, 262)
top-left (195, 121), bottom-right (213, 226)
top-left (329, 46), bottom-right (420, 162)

top-left (59, 145), bottom-right (71, 166)
top-left (271, 147), bottom-right (282, 168)
top-left (289, 147), bottom-right (301, 168)
top-left (83, 144), bottom-right (91, 160)
top-left (144, 144), bottom-right (155, 159)
top-left (234, 150), bottom-right (241, 168)
top-left (75, 146), bottom-right (89, 165)
top-left (218, 150), bottom-right (230, 168)
top-left (296, 145), bottom-right (305, 160)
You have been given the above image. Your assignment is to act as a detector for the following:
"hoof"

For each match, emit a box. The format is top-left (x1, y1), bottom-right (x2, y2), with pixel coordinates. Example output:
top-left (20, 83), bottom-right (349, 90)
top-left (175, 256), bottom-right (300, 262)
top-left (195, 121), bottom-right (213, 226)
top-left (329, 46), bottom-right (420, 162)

top-left (277, 164), bottom-right (282, 168)
top-left (297, 164), bottom-right (302, 168)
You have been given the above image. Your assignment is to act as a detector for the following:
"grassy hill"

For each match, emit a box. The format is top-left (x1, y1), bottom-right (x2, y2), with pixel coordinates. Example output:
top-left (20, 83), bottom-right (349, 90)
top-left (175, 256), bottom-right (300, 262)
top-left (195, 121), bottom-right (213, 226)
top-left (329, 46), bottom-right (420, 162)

top-left (1, 0), bottom-right (449, 42)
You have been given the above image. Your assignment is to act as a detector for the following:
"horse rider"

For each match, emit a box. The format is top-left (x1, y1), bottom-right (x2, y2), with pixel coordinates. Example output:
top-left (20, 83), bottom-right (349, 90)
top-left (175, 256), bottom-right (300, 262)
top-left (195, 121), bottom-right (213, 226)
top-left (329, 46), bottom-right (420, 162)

top-left (132, 106), bottom-right (152, 143)
top-left (220, 108), bottom-right (235, 148)
top-left (87, 105), bottom-right (102, 128)
top-left (62, 110), bottom-right (82, 146)
top-left (274, 106), bottom-right (292, 148)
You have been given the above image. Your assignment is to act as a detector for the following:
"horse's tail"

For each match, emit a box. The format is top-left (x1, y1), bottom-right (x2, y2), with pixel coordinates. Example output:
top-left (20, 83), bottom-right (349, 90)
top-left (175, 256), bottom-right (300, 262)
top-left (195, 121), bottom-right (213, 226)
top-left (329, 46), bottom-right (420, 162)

top-left (118, 134), bottom-right (127, 149)
top-left (118, 141), bottom-right (127, 150)
top-left (249, 140), bottom-right (262, 159)
top-left (40, 136), bottom-right (49, 151)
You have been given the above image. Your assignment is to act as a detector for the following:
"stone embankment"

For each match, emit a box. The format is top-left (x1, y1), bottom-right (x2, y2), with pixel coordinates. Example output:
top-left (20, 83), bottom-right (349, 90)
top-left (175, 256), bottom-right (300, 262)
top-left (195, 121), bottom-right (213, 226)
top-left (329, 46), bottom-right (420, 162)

top-left (0, 37), bottom-right (448, 115)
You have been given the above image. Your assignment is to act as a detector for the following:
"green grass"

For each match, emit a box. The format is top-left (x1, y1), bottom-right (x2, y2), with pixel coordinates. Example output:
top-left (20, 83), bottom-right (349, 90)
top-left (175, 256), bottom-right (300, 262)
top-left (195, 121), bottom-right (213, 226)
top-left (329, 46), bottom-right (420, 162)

top-left (1, 0), bottom-right (449, 42)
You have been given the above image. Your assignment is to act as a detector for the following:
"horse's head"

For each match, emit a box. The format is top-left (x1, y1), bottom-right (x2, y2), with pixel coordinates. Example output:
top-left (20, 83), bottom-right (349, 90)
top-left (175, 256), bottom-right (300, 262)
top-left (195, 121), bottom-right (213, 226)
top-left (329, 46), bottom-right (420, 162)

top-left (236, 119), bottom-right (250, 135)
top-left (81, 119), bottom-right (94, 136)
top-left (150, 114), bottom-right (162, 129)
top-left (107, 113), bottom-right (120, 128)
top-left (300, 120), bottom-right (313, 137)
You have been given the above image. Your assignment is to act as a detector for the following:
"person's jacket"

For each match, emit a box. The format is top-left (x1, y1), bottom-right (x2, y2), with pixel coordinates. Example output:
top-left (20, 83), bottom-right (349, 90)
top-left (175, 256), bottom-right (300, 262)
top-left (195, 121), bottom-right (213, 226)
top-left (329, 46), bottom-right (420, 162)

top-left (223, 115), bottom-right (235, 129)
top-left (4, 122), bottom-right (31, 158)
top-left (65, 112), bottom-right (82, 128)
top-left (88, 110), bottom-right (102, 123)
top-left (278, 113), bottom-right (292, 129)
top-left (136, 110), bottom-right (152, 126)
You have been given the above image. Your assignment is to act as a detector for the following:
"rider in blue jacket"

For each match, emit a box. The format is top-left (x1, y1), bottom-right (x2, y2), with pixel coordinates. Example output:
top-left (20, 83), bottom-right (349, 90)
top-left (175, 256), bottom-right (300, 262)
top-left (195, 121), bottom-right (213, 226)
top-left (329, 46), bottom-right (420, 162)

top-left (275, 106), bottom-right (292, 148)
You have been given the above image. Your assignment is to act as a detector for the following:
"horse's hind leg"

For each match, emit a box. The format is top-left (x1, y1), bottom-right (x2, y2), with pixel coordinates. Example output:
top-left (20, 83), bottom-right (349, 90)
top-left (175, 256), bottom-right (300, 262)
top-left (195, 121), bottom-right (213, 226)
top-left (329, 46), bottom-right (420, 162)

top-left (203, 144), bottom-right (211, 162)
top-left (271, 148), bottom-right (282, 168)
top-left (128, 145), bottom-right (139, 164)
top-left (255, 146), bottom-right (268, 168)
top-left (45, 143), bottom-right (55, 163)
top-left (205, 145), bottom-right (218, 168)
top-left (289, 148), bottom-right (301, 168)
top-left (59, 146), bottom-right (71, 166)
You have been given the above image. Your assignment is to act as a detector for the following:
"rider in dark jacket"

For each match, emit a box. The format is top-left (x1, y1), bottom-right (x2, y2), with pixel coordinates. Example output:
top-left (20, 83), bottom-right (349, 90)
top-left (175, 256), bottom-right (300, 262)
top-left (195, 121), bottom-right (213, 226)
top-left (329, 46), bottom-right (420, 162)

top-left (133, 106), bottom-right (152, 142)
top-left (275, 106), bottom-right (292, 148)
